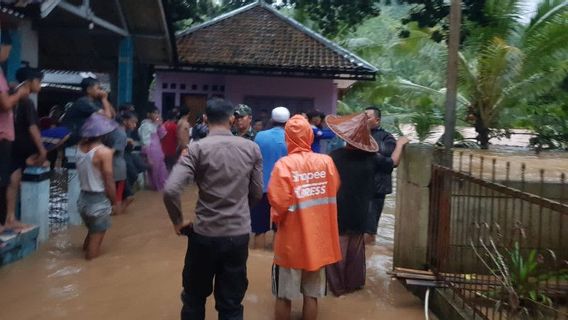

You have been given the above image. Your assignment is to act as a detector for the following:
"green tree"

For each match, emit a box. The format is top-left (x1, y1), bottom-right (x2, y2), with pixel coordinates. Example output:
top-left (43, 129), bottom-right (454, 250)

top-left (361, 0), bottom-right (568, 149)
top-left (167, 0), bottom-right (381, 36)
top-left (398, 0), bottom-right (487, 41)
top-left (456, 0), bottom-right (568, 148)
top-left (339, 5), bottom-right (450, 121)
top-left (167, 0), bottom-right (222, 31)
top-left (293, 0), bottom-right (381, 37)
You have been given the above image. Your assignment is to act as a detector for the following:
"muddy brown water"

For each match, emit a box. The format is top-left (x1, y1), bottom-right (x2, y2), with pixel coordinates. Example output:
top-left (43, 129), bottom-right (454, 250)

top-left (4, 146), bottom-right (565, 319)
top-left (453, 148), bottom-right (568, 182)
top-left (0, 188), bottom-right (432, 320)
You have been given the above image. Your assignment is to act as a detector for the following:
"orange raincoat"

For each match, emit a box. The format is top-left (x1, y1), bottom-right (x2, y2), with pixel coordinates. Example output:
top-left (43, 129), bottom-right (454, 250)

top-left (268, 115), bottom-right (342, 271)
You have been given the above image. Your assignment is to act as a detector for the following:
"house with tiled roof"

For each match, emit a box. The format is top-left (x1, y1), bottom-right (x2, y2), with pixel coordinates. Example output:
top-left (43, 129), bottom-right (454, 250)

top-left (154, 1), bottom-right (377, 121)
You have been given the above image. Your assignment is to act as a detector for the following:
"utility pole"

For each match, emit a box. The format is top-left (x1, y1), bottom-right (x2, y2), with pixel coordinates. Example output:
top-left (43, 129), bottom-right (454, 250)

top-left (442, 0), bottom-right (462, 167)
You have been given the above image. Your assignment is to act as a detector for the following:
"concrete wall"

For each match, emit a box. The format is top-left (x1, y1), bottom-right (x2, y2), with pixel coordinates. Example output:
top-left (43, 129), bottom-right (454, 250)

top-left (154, 71), bottom-right (337, 115)
top-left (393, 143), bottom-right (435, 270)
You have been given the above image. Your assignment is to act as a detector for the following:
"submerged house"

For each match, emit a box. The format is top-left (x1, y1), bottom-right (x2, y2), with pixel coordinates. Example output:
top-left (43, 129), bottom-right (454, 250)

top-left (154, 1), bottom-right (377, 122)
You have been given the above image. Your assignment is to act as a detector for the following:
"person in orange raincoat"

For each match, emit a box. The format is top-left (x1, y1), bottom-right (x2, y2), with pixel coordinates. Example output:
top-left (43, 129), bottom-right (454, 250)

top-left (268, 114), bottom-right (342, 320)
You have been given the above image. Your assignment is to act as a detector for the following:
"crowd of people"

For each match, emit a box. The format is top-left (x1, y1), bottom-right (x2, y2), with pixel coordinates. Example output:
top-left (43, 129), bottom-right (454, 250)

top-left (0, 32), bottom-right (409, 319)
top-left (162, 97), bottom-right (409, 320)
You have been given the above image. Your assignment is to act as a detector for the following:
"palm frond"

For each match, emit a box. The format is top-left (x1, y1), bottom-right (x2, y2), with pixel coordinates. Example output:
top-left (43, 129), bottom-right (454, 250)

top-left (458, 52), bottom-right (479, 98)
top-left (476, 0), bottom-right (524, 42)
top-left (525, 0), bottom-right (568, 35)
top-left (394, 78), bottom-right (471, 107)
top-left (522, 12), bottom-right (568, 76)
top-left (475, 37), bottom-right (524, 122)
top-left (500, 59), bottom-right (568, 109)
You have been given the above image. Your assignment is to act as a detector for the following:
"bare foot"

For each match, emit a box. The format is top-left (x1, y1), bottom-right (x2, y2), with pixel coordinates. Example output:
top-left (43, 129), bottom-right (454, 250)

top-left (82, 234), bottom-right (90, 252)
top-left (5, 219), bottom-right (31, 232)
top-left (111, 204), bottom-right (123, 216)
top-left (122, 197), bottom-right (135, 212)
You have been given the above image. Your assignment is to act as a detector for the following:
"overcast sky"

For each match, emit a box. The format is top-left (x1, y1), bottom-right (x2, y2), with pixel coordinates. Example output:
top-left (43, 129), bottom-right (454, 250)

top-left (520, 0), bottom-right (540, 22)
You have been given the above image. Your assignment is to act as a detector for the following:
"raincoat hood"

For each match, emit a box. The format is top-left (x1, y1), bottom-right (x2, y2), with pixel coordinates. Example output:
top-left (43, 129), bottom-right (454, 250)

top-left (285, 115), bottom-right (314, 154)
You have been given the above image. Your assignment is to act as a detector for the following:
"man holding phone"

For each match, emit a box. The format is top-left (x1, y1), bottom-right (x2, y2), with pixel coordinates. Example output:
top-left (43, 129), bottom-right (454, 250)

top-left (61, 77), bottom-right (115, 145)
top-left (0, 28), bottom-right (30, 232)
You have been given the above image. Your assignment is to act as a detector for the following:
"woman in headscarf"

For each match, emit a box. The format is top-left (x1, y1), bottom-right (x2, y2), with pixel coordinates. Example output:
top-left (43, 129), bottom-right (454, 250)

top-left (138, 105), bottom-right (168, 191)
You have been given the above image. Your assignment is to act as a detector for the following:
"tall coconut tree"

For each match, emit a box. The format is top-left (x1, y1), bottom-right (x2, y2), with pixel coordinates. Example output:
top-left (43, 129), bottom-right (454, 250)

top-left (359, 0), bottom-right (568, 149)
top-left (457, 0), bottom-right (568, 148)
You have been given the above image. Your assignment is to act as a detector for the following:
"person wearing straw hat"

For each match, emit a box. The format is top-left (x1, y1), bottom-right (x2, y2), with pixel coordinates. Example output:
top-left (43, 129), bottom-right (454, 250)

top-left (325, 112), bottom-right (409, 296)
top-left (76, 113), bottom-right (117, 260)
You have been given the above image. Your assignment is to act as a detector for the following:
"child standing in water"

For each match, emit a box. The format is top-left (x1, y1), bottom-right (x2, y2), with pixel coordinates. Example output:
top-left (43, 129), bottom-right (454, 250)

top-left (76, 113), bottom-right (117, 260)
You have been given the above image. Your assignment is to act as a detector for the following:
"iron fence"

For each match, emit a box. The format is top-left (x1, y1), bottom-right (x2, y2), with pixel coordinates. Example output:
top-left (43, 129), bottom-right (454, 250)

top-left (428, 154), bottom-right (568, 320)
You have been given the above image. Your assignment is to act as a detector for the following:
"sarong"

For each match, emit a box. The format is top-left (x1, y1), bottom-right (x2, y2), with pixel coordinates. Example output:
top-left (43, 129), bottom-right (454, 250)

top-left (326, 234), bottom-right (366, 296)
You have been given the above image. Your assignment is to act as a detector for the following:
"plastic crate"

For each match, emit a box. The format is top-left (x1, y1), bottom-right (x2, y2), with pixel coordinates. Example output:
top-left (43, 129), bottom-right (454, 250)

top-left (0, 226), bottom-right (39, 266)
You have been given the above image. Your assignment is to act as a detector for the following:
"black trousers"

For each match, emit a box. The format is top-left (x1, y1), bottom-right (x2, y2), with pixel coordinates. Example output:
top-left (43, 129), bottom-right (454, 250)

top-left (181, 230), bottom-right (249, 320)
top-left (365, 195), bottom-right (386, 234)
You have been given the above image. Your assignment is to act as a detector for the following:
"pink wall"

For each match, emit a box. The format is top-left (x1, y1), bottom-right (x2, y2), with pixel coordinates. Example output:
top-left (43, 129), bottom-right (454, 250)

top-left (154, 71), bottom-right (337, 115)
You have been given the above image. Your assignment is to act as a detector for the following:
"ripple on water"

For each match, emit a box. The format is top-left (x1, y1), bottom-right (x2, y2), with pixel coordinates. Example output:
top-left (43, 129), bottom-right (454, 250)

top-left (245, 294), bottom-right (259, 304)
top-left (367, 253), bottom-right (393, 275)
top-left (48, 284), bottom-right (80, 301)
top-left (48, 266), bottom-right (82, 278)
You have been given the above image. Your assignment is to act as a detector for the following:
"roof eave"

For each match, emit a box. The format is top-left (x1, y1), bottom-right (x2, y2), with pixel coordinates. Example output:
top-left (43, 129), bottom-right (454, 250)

top-left (156, 63), bottom-right (376, 81)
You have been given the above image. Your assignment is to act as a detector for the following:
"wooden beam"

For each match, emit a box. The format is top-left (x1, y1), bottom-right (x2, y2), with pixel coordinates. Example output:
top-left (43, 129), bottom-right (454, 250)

top-left (57, 0), bottom-right (129, 36)
top-left (40, 0), bottom-right (62, 18)
top-left (132, 33), bottom-right (166, 40)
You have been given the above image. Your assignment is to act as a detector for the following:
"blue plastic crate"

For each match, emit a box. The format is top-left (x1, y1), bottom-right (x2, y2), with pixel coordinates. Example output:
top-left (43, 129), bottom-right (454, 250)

top-left (0, 226), bottom-right (39, 266)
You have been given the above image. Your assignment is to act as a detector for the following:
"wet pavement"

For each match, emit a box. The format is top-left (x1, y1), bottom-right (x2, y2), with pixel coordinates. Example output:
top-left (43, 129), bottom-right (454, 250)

top-left (0, 187), bottom-right (432, 320)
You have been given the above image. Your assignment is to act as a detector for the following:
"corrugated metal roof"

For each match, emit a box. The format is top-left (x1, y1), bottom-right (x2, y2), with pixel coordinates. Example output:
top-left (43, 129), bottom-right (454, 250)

top-left (41, 69), bottom-right (111, 91)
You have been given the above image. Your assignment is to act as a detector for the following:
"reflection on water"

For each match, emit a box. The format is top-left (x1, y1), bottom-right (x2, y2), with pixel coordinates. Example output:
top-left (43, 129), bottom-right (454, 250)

top-left (376, 168), bottom-right (397, 248)
top-left (49, 168), bottom-right (69, 233)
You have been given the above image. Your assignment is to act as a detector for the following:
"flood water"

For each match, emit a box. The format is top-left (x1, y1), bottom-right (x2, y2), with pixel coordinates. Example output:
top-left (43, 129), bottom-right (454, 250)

top-left (0, 187), bottom-right (432, 320)
top-left (2, 143), bottom-right (566, 319)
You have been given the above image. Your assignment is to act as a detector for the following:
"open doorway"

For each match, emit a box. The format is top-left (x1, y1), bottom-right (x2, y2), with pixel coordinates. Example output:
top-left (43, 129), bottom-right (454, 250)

top-left (161, 92), bottom-right (176, 119)
top-left (181, 94), bottom-right (208, 126)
